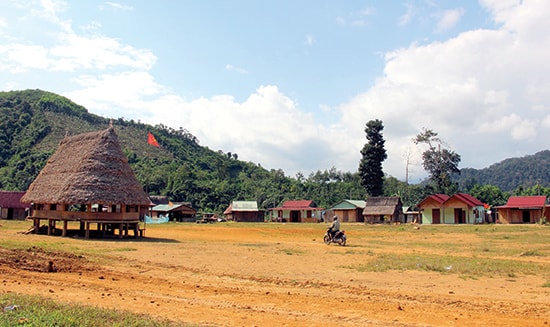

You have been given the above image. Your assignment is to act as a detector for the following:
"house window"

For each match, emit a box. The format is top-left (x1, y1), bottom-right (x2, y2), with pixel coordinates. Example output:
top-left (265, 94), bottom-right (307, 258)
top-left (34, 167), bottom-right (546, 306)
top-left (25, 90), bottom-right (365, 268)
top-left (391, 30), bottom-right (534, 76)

top-left (50, 204), bottom-right (57, 211)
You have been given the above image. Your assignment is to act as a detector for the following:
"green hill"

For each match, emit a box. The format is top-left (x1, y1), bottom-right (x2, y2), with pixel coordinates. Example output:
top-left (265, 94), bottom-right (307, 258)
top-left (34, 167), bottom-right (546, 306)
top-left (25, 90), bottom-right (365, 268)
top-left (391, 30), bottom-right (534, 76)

top-left (0, 89), bottom-right (364, 213)
top-left (457, 151), bottom-right (550, 192)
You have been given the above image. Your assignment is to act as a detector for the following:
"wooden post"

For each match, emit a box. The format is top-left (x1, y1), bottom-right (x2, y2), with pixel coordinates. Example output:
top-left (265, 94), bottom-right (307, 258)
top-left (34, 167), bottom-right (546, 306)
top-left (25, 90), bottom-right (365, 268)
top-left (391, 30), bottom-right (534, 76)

top-left (85, 222), bottom-right (90, 239)
top-left (62, 220), bottom-right (68, 237)
top-left (33, 218), bottom-right (39, 233)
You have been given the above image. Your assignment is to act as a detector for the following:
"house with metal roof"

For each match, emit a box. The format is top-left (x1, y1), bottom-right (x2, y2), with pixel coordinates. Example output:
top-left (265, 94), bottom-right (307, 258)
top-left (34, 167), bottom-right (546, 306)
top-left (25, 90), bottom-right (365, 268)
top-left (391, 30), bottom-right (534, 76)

top-left (418, 193), bottom-right (485, 224)
top-left (327, 199), bottom-right (365, 222)
top-left (0, 191), bottom-right (30, 220)
top-left (269, 200), bottom-right (324, 223)
top-left (223, 201), bottom-right (264, 222)
top-left (417, 194), bottom-right (450, 224)
top-left (150, 202), bottom-right (197, 222)
top-left (495, 196), bottom-right (548, 224)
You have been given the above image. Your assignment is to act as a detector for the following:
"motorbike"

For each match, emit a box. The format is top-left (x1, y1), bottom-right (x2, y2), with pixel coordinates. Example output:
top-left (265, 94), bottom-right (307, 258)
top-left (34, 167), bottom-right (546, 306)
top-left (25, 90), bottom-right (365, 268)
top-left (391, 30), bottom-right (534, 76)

top-left (323, 229), bottom-right (346, 246)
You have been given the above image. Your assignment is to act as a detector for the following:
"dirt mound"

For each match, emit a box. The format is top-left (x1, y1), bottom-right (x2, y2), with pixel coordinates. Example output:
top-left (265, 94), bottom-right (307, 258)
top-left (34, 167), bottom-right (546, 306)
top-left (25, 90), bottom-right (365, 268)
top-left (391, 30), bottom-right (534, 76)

top-left (0, 246), bottom-right (90, 273)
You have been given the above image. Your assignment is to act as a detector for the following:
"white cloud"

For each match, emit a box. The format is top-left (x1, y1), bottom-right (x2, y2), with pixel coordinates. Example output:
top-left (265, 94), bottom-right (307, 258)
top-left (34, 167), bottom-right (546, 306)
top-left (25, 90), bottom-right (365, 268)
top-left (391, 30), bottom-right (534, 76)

top-left (331, 0), bottom-right (550, 180)
top-left (101, 2), bottom-right (134, 11)
top-left (398, 3), bottom-right (415, 26)
top-left (305, 34), bottom-right (315, 46)
top-left (225, 64), bottom-right (248, 74)
top-left (434, 8), bottom-right (465, 33)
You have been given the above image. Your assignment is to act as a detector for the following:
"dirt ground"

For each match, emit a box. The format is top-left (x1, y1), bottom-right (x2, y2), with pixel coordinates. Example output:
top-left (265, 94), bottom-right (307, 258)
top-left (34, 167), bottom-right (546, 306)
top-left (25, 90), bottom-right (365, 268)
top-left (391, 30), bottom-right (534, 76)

top-left (1, 222), bottom-right (549, 326)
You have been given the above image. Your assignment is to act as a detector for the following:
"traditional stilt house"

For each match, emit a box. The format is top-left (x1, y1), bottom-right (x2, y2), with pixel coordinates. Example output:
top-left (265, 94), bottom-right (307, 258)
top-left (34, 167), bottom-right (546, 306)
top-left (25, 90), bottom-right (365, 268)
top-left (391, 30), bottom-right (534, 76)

top-left (21, 126), bottom-right (151, 238)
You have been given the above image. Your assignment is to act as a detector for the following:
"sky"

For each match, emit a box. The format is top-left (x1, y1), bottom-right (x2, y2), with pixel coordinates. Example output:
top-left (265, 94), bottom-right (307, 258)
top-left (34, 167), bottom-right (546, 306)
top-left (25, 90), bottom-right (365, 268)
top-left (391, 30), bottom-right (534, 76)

top-left (1, 0), bottom-right (550, 183)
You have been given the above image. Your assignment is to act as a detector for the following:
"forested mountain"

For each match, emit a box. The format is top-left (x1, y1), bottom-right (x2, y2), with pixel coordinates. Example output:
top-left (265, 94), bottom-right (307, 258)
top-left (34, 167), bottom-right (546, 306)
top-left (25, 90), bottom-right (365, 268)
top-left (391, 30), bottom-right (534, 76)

top-left (0, 89), bottom-right (367, 213)
top-left (457, 151), bottom-right (550, 192)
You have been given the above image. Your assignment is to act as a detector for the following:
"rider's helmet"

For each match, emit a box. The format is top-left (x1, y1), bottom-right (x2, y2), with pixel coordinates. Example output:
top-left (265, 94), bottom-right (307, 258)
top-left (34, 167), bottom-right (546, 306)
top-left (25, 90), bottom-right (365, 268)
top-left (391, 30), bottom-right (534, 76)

top-left (333, 215), bottom-right (338, 220)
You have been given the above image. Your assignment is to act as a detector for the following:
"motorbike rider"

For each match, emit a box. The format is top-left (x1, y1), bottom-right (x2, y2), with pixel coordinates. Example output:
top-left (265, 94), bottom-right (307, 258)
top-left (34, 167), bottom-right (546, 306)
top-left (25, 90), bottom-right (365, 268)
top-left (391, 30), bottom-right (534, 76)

top-left (328, 215), bottom-right (340, 240)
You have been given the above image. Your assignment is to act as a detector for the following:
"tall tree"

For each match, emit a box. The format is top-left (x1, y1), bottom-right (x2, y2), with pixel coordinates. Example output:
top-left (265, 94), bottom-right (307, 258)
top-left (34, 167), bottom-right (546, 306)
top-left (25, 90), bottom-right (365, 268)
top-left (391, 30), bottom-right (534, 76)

top-left (359, 119), bottom-right (387, 196)
top-left (414, 128), bottom-right (461, 194)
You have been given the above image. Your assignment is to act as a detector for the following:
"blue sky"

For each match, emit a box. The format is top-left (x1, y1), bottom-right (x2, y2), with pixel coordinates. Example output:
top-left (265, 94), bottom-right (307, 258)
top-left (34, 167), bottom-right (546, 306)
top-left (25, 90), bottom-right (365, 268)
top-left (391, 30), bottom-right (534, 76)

top-left (1, 0), bottom-right (549, 183)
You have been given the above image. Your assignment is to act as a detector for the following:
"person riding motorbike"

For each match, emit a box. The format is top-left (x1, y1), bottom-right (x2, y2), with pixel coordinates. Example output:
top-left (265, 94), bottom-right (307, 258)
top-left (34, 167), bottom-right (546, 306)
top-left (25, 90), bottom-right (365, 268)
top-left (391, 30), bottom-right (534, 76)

top-left (328, 216), bottom-right (340, 240)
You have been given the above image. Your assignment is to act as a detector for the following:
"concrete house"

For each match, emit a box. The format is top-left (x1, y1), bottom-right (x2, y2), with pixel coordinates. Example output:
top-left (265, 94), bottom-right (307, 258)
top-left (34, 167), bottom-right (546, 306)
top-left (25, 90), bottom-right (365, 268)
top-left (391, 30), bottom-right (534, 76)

top-left (418, 193), bottom-right (485, 224)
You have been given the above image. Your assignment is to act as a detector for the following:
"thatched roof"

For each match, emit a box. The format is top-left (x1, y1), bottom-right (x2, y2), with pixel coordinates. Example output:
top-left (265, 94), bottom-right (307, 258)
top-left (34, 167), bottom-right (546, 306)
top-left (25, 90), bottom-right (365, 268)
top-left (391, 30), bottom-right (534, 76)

top-left (21, 127), bottom-right (150, 205)
top-left (362, 196), bottom-right (402, 216)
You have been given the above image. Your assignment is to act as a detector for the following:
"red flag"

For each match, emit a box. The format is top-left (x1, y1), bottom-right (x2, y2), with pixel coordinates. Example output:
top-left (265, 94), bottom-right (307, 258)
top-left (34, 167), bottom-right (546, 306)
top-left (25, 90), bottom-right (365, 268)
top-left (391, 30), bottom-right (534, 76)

top-left (147, 132), bottom-right (159, 147)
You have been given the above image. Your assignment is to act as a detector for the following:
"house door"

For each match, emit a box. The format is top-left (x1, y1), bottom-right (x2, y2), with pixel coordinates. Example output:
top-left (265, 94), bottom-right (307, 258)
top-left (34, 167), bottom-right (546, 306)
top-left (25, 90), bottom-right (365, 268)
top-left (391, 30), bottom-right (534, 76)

top-left (290, 211), bottom-right (300, 222)
top-left (7, 208), bottom-right (13, 220)
top-left (432, 209), bottom-right (440, 224)
top-left (522, 210), bottom-right (530, 223)
top-left (454, 208), bottom-right (464, 224)
top-left (343, 210), bottom-right (349, 222)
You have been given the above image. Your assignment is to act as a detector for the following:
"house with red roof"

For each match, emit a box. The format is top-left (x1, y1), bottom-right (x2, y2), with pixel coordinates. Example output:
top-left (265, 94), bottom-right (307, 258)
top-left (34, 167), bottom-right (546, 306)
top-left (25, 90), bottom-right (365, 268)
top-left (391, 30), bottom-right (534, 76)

top-left (417, 194), bottom-right (449, 224)
top-left (268, 200), bottom-right (323, 223)
top-left (418, 193), bottom-right (485, 224)
top-left (0, 191), bottom-right (31, 220)
top-left (495, 196), bottom-right (548, 224)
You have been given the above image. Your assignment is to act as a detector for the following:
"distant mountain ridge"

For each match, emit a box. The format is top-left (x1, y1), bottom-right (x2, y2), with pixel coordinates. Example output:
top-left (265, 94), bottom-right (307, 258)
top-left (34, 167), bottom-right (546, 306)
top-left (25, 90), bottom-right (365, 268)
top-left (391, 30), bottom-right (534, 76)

top-left (457, 150), bottom-right (550, 192)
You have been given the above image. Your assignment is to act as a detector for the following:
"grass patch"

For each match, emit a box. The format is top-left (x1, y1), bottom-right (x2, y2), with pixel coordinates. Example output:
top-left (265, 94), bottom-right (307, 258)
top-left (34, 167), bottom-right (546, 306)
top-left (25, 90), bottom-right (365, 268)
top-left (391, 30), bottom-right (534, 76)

top-left (0, 293), bottom-right (193, 327)
top-left (345, 253), bottom-right (546, 277)
top-left (519, 250), bottom-right (543, 257)
top-left (279, 248), bottom-right (305, 255)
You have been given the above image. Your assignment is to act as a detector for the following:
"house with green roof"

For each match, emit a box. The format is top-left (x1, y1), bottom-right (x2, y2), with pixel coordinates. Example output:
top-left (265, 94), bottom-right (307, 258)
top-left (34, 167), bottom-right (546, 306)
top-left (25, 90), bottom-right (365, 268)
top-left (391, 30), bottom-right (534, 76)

top-left (327, 199), bottom-right (366, 222)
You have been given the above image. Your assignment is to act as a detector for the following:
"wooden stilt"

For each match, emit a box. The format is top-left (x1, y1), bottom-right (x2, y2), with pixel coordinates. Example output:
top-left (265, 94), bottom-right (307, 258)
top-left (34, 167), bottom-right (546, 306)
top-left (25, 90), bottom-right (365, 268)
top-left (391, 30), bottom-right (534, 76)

top-left (62, 220), bottom-right (68, 237)
top-left (85, 222), bottom-right (90, 239)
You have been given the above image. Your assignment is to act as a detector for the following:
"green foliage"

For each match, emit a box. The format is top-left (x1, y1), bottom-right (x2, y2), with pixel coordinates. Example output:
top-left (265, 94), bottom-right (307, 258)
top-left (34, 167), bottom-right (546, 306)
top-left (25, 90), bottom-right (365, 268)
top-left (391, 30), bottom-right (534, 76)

top-left (458, 150), bottom-right (550, 192)
top-left (468, 184), bottom-right (509, 206)
top-left (0, 293), bottom-right (190, 327)
top-left (359, 119), bottom-right (387, 196)
top-left (414, 128), bottom-right (461, 194)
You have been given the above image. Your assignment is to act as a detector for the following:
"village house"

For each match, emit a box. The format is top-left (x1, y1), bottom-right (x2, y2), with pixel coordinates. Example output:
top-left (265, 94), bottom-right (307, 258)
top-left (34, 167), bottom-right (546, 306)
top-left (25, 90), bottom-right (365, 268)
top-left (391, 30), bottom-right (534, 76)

top-left (150, 202), bottom-right (197, 223)
top-left (495, 195), bottom-right (549, 224)
top-left (418, 193), bottom-right (485, 224)
top-left (21, 126), bottom-right (152, 238)
top-left (269, 200), bottom-right (323, 223)
top-left (362, 196), bottom-right (403, 223)
top-left (0, 191), bottom-right (30, 220)
top-left (327, 199), bottom-right (365, 223)
top-left (223, 200), bottom-right (264, 222)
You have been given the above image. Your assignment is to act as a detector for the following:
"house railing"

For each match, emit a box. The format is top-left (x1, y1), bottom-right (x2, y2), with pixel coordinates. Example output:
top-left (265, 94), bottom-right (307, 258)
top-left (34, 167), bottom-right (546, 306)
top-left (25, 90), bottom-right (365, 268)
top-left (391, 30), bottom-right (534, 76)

top-left (29, 210), bottom-right (140, 221)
